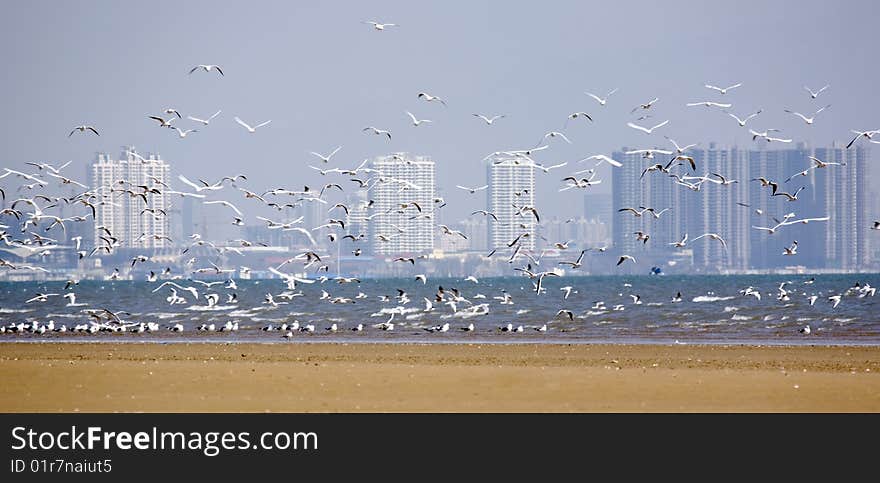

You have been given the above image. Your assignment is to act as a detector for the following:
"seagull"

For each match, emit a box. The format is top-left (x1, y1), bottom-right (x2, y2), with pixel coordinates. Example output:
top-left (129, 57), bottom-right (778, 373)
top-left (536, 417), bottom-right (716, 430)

top-left (783, 240), bottom-right (798, 256)
top-left (846, 129), bottom-right (880, 149)
top-left (456, 184), bottom-right (488, 194)
top-left (309, 146), bottom-right (342, 163)
top-left (704, 82), bottom-right (742, 94)
top-left (828, 295), bottom-right (842, 309)
top-left (473, 113), bottom-right (505, 125)
top-left (692, 233), bottom-right (727, 250)
top-left (617, 255), bottom-right (636, 266)
top-left (187, 110), bottom-right (222, 125)
top-left (670, 233), bottom-right (688, 248)
top-left (363, 20), bottom-right (397, 31)
top-left (417, 92), bottom-right (447, 106)
top-left (784, 105), bottom-right (830, 125)
top-left (172, 127), bottom-right (198, 138)
top-left (234, 117), bottom-right (271, 133)
top-left (148, 115), bottom-right (176, 128)
top-left (627, 119), bottom-right (669, 135)
top-left (405, 111), bottom-right (432, 126)
top-left (585, 88), bottom-right (618, 106)
top-left (439, 224), bottom-right (467, 239)
top-left (558, 250), bottom-right (587, 269)
top-left (580, 154), bottom-right (623, 168)
top-left (68, 125), bottom-right (99, 137)
top-left (666, 137), bottom-right (698, 154)
top-left (541, 131), bottom-right (572, 144)
top-left (362, 126), bottom-right (392, 139)
top-left (189, 64), bottom-right (224, 76)
top-left (630, 97), bottom-right (659, 114)
top-left (204, 200), bottom-right (243, 217)
top-left (799, 325), bottom-right (811, 335)
top-left (686, 101), bottom-right (732, 108)
top-left (772, 186), bottom-right (805, 202)
top-left (560, 286), bottom-right (574, 300)
top-left (727, 109), bottom-right (762, 127)
top-left (804, 85), bottom-right (829, 99)
top-left (624, 148), bottom-right (673, 160)
top-left (565, 112), bottom-right (594, 127)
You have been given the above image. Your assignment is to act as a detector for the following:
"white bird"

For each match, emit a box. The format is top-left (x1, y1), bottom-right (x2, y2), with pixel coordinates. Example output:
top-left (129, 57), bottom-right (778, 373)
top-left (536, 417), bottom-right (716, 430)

top-left (630, 97), bottom-right (659, 114)
top-left (309, 146), bottom-right (342, 163)
top-left (541, 131), bottom-right (572, 144)
top-left (68, 125), bottom-right (100, 137)
top-left (828, 295), bottom-right (842, 308)
top-left (456, 184), bottom-right (488, 194)
top-left (686, 101), bottom-right (732, 108)
top-left (692, 233), bottom-right (728, 251)
top-left (585, 88), bottom-right (618, 106)
top-left (417, 92), bottom-right (447, 106)
top-left (362, 126), bottom-right (392, 139)
top-left (617, 255), bottom-right (636, 266)
top-left (580, 154), bottom-right (623, 168)
top-left (783, 240), bottom-right (798, 256)
top-left (727, 109), bottom-right (762, 127)
top-left (784, 105), bottom-right (830, 125)
top-left (189, 64), bottom-right (224, 76)
top-left (203, 200), bottom-right (243, 217)
top-left (627, 120), bottom-right (669, 135)
top-left (187, 110), bottom-right (222, 125)
top-left (473, 113), bottom-right (505, 125)
top-left (847, 129), bottom-right (880, 149)
top-left (405, 111), bottom-right (432, 126)
top-left (705, 82), bottom-right (742, 94)
top-left (799, 325), bottom-right (811, 335)
top-left (363, 20), bottom-right (397, 31)
top-left (234, 116), bottom-right (271, 133)
top-left (465, 275), bottom-right (479, 284)
top-left (804, 85), bottom-right (829, 99)
top-left (172, 127), bottom-right (197, 138)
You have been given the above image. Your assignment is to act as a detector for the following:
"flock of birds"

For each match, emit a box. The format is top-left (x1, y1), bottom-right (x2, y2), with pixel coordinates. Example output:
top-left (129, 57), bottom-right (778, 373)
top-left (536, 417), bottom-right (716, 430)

top-left (1, 21), bottom-right (879, 340)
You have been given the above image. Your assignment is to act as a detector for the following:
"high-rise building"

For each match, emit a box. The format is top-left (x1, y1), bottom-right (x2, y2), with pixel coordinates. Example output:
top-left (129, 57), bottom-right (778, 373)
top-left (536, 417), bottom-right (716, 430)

top-left (817, 144), bottom-right (870, 270)
top-left (369, 153), bottom-right (436, 255)
top-left (90, 147), bottom-right (170, 250)
top-left (487, 159), bottom-right (536, 251)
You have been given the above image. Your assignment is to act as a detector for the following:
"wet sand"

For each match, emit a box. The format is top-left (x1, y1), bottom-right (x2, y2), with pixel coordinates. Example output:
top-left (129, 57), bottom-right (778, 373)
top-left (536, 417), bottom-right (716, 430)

top-left (1, 342), bottom-right (878, 412)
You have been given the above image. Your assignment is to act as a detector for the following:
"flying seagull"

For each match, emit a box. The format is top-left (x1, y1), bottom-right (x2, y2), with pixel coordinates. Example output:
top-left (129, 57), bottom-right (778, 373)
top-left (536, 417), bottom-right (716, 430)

top-left (585, 88), bottom-right (618, 106)
top-left (627, 119), bottom-right (669, 135)
top-left (234, 117), bottom-right (271, 133)
top-left (189, 64), bottom-right (224, 76)
top-left (704, 82), bottom-right (742, 95)
top-left (187, 110), bottom-right (222, 125)
top-left (363, 20), bottom-right (397, 30)
top-left (68, 125), bottom-right (99, 137)
top-left (473, 113), bottom-right (505, 125)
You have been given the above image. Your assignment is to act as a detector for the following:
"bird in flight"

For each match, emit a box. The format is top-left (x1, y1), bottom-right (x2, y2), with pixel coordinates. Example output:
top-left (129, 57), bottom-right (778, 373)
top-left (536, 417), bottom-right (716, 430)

top-left (235, 117), bottom-right (271, 133)
top-left (405, 111), bottom-right (432, 127)
top-left (473, 113), bottom-right (505, 125)
top-left (309, 146), bottom-right (342, 163)
top-left (187, 110), bottom-right (222, 126)
top-left (784, 105), bottom-right (830, 125)
top-left (726, 109), bottom-right (762, 127)
top-left (630, 97), bottom-right (659, 114)
top-left (804, 84), bottom-right (829, 99)
top-left (189, 64), bottom-right (223, 76)
top-left (686, 101), bottom-right (732, 108)
top-left (69, 125), bottom-right (99, 137)
top-left (627, 119), bottom-right (669, 135)
top-left (704, 82), bottom-right (742, 95)
top-left (456, 184), bottom-right (488, 194)
top-left (846, 129), bottom-right (880, 149)
top-left (417, 92), bottom-right (447, 106)
top-left (585, 88), bottom-right (618, 106)
top-left (363, 126), bottom-right (392, 139)
top-left (363, 20), bottom-right (397, 31)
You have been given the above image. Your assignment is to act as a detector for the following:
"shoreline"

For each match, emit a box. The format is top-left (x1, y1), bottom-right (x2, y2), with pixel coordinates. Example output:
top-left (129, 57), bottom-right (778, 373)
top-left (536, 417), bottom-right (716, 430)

top-left (2, 342), bottom-right (878, 412)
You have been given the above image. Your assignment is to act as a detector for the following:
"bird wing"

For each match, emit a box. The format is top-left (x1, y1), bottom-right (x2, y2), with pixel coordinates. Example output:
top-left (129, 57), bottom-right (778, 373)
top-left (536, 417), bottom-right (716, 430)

top-left (178, 175), bottom-right (202, 192)
top-left (234, 117), bottom-right (253, 130)
top-left (627, 122), bottom-right (651, 134)
top-left (254, 120), bottom-right (272, 129)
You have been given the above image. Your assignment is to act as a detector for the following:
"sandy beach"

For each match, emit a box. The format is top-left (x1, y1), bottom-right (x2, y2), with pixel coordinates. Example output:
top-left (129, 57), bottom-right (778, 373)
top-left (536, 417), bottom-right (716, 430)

top-left (1, 342), bottom-right (878, 412)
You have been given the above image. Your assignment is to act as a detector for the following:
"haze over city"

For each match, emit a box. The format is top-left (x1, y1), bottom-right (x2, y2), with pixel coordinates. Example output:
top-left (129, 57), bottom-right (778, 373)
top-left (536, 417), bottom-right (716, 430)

top-left (1, 0), bottom-right (878, 223)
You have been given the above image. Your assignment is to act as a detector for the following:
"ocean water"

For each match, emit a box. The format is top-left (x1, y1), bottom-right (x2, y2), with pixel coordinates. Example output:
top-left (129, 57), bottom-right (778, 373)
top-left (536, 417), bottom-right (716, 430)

top-left (0, 274), bottom-right (878, 345)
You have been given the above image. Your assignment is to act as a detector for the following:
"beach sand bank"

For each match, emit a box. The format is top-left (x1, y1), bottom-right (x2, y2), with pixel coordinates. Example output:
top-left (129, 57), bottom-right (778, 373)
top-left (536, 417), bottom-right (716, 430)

top-left (1, 342), bottom-right (878, 412)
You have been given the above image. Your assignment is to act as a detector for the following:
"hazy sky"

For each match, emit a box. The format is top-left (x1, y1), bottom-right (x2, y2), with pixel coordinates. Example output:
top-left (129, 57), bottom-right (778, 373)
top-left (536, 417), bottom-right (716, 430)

top-left (1, 0), bottom-right (877, 222)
